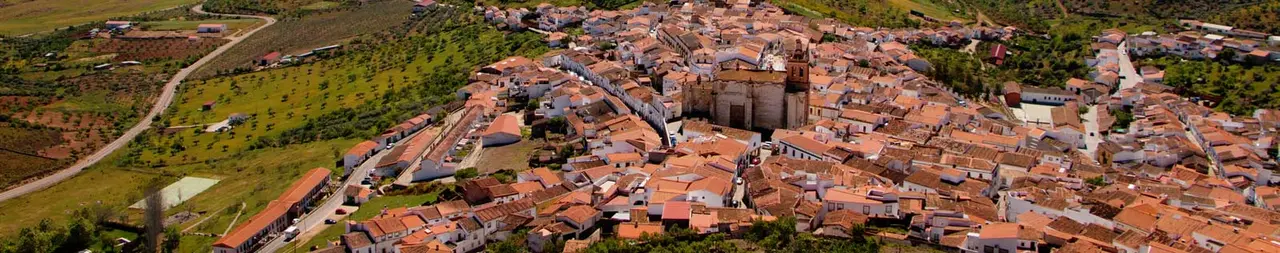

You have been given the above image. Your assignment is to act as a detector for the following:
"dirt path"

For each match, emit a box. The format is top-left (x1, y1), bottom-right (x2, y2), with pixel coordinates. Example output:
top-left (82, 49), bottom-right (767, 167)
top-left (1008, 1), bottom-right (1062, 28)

top-left (222, 202), bottom-right (247, 235)
top-left (182, 205), bottom-right (228, 233)
top-left (1054, 0), bottom-right (1070, 18)
top-left (0, 4), bottom-right (278, 204)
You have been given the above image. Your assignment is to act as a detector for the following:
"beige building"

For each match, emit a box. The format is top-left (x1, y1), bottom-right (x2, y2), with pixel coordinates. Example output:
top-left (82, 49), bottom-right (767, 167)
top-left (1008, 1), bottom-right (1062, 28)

top-left (682, 48), bottom-right (810, 130)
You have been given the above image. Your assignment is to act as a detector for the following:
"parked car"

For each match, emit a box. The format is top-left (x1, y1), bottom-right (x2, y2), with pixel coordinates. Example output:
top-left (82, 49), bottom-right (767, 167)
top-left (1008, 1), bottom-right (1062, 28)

top-left (734, 177), bottom-right (744, 185)
top-left (335, 208), bottom-right (347, 215)
top-left (324, 219), bottom-right (337, 224)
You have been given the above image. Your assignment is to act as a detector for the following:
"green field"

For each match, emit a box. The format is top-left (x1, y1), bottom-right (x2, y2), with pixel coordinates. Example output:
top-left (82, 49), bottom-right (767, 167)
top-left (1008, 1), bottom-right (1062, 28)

top-left (887, 0), bottom-right (969, 21)
top-left (0, 138), bottom-right (356, 239)
top-left (0, 0), bottom-right (199, 35)
top-left (190, 0), bottom-right (414, 78)
top-left (140, 29), bottom-right (472, 165)
top-left (772, 0), bottom-right (922, 28)
top-left (300, 1), bottom-right (342, 10)
top-left (140, 19), bottom-right (263, 31)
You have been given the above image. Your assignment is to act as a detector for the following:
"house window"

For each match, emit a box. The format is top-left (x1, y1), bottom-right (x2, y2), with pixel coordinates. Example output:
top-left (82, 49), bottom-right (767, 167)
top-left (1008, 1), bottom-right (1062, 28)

top-left (863, 206), bottom-right (870, 214)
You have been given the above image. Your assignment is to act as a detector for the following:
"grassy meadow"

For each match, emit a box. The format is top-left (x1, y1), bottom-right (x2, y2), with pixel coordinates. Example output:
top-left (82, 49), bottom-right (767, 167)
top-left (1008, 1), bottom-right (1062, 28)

top-left (0, 0), bottom-right (199, 35)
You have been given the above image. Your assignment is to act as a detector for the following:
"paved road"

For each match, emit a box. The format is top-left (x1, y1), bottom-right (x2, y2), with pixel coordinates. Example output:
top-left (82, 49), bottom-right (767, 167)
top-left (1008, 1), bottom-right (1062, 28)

top-left (1081, 104), bottom-right (1102, 159)
top-left (0, 5), bottom-right (277, 204)
top-left (1116, 42), bottom-right (1142, 91)
top-left (259, 127), bottom-right (432, 253)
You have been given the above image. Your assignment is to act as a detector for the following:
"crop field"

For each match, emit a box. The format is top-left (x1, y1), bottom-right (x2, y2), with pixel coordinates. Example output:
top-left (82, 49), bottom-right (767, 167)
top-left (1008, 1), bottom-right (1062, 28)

top-left (0, 0), bottom-right (199, 35)
top-left (138, 20), bottom-right (496, 165)
top-left (75, 38), bottom-right (230, 62)
top-left (772, 0), bottom-right (923, 28)
top-left (887, 0), bottom-right (969, 21)
top-left (140, 18), bottom-right (262, 31)
top-left (201, 0), bottom-right (339, 14)
top-left (190, 0), bottom-right (414, 78)
top-left (0, 71), bottom-right (167, 188)
top-left (0, 124), bottom-right (67, 187)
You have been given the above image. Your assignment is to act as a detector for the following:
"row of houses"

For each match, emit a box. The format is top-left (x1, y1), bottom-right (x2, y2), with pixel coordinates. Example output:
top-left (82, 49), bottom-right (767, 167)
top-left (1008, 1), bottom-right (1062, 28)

top-left (212, 168), bottom-right (331, 253)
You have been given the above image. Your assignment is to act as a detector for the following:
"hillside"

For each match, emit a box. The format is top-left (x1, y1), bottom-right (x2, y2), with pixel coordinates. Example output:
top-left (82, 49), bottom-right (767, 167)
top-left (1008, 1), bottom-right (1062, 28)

top-left (1205, 1), bottom-right (1280, 34)
top-left (964, 0), bottom-right (1269, 32)
top-left (190, 0), bottom-right (414, 78)
top-left (0, 8), bottom-right (548, 253)
top-left (0, 0), bottom-right (198, 35)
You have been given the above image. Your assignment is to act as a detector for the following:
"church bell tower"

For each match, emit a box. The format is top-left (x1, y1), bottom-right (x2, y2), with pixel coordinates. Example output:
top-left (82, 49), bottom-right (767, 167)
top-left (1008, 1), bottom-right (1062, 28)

top-left (785, 39), bottom-right (810, 92)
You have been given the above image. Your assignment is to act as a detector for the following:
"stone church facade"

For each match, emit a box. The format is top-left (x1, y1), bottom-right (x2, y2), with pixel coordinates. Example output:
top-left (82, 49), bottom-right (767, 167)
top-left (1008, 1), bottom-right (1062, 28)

top-left (682, 47), bottom-right (810, 130)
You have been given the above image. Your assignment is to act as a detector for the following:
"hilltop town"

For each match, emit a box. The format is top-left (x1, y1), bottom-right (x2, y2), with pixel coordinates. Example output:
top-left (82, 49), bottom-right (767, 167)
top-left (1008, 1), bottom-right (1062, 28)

top-left (4, 0), bottom-right (1280, 252)
top-left (197, 1), bottom-right (1280, 253)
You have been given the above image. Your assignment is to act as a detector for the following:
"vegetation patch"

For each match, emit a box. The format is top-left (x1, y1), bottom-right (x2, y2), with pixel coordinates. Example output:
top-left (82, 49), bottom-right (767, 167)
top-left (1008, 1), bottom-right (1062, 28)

top-left (190, 0), bottom-right (414, 78)
top-left (0, 0), bottom-right (198, 35)
top-left (139, 19), bottom-right (262, 31)
top-left (772, 0), bottom-right (921, 28)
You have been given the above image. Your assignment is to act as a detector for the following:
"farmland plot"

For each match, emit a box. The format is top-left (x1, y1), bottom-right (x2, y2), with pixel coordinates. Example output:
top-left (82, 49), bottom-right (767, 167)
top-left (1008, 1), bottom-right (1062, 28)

top-left (83, 38), bottom-right (230, 62)
top-left (190, 0), bottom-right (414, 78)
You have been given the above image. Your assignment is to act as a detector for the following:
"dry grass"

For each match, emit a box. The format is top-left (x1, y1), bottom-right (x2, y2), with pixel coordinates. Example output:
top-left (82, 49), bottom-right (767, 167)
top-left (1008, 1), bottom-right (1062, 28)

top-left (476, 138), bottom-right (545, 174)
top-left (0, 0), bottom-right (198, 35)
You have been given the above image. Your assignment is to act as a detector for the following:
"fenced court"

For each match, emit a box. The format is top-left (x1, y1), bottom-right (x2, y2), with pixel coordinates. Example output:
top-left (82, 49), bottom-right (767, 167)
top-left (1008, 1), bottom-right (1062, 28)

top-left (130, 177), bottom-right (220, 210)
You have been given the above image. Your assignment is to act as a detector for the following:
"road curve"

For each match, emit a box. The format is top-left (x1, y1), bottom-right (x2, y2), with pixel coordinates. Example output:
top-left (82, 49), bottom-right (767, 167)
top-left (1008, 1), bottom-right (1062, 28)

top-left (0, 4), bottom-right (277, 203)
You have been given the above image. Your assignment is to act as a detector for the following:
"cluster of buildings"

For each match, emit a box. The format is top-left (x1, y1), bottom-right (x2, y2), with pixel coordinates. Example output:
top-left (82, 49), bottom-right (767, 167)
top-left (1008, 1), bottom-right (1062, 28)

top-left (213, 168), bottom-right (331, 253)
top-left (224, 2), bottom-right (1280, 253)
top-left (1125, 20), bottom-right (1280, 64)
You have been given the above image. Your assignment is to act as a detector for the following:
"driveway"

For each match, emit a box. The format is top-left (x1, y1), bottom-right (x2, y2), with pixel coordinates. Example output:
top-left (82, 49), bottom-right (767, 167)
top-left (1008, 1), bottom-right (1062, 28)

top-left (0, 4), bottom-right (277, 204)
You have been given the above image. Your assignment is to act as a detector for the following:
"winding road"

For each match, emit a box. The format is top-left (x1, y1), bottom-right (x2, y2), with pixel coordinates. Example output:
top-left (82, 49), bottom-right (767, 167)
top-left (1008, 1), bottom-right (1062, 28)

top-left (0, 5), bottom-right (277, 204)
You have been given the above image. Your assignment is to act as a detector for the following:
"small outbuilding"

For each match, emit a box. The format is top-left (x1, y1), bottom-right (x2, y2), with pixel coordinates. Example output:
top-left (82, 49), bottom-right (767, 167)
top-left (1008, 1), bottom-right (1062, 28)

top-left (481, 114), bottom-right (521, 147)
top-left (197, 24), bottom-right (227, 33)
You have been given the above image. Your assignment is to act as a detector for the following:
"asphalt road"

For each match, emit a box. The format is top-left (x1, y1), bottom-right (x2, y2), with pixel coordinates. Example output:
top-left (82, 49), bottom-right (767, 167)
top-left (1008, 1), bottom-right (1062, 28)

top-left (0, 5), bottom-right (277, 204)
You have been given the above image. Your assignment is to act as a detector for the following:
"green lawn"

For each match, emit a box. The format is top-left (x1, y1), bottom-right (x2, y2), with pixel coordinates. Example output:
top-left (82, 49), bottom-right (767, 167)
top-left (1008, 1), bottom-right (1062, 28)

top-left (348, 192), bottom-right (440, 221)
top-left (140, 19), bottom-right (262, 31)
top-left (293, 222), bottom-right (346, 250)
top-left (177, 235), bottom-right (218, 253)
top-left (0, 0), bottom-right (199, 35)
top-left (0, 156), bottom-right (168, 237)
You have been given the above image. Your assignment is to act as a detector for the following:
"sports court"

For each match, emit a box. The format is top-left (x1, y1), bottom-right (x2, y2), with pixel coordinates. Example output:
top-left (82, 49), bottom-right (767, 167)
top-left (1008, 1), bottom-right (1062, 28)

top-left (129, 177), bottom-right (220, 210)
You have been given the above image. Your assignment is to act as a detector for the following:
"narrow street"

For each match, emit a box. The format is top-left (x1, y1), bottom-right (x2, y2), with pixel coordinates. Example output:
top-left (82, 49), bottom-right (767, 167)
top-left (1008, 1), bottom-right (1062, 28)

top-left (1081, 104), bottom-right (1102, 159)
top-left (1116, 42), bottom-right (1142, 91)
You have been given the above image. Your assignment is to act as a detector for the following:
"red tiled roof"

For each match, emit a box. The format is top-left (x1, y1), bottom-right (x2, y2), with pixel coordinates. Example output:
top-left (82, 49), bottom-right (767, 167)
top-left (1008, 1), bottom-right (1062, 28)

top-left (213, 200), bottom-right (292, 248)
top-left (347, 140), bottom-right (378, 156)
top-left (483, 114), bottom-right (521, 137)
top-left (278, 168), bottom-right (330, 204)
top-left (662, 201), bottom-right (692, 220)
